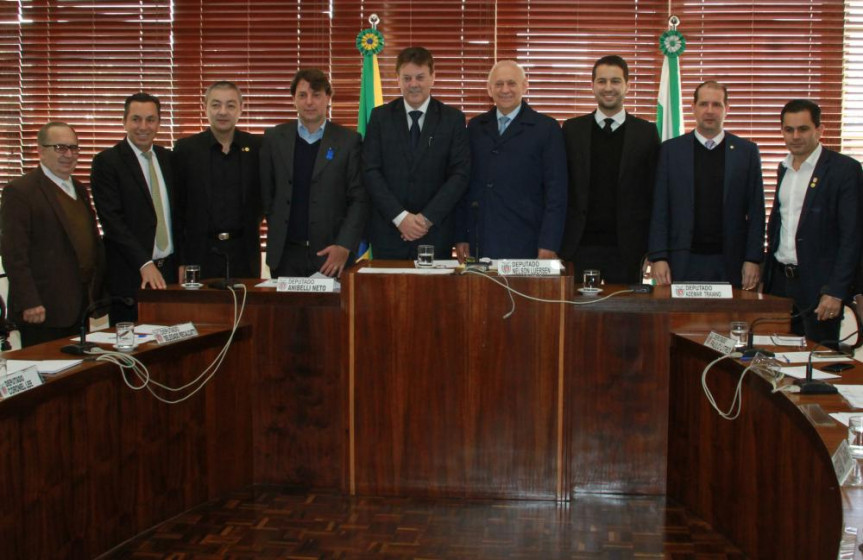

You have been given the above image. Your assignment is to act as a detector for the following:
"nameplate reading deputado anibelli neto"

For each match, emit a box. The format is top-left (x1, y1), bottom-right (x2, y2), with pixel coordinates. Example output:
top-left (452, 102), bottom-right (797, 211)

top-left (153, 322), bottom-right (198, 345)
top-left (277, 277), bottom-right (338, 293)
top-left (0, 365), bottom-right (43, 399)
top-left (497, 259), bottom-right (562, 277)
top-left (671, 283), bottom-right (733, 299)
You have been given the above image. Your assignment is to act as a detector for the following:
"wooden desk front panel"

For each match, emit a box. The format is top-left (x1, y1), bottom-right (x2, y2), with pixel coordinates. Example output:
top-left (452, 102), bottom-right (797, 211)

top-left (0, 329), bottom-right (251, 559)
top-left (138, 285), bottom-right (343, 488)
top-left (348, 273), bottom-right (567, 499)
top-left (667, 336), bottom-right (842, 560)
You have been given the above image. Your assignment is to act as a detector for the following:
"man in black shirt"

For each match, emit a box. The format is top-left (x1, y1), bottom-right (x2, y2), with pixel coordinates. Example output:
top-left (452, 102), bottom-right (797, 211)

top-left (560, 55), bottom-right (660, 283)
top-left (648, 81), bottom-right (765, 288)
top-left (173, 81), bottom-right (263, 280)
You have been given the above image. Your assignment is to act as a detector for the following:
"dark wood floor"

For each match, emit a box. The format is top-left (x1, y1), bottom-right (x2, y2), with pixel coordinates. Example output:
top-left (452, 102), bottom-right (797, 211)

top-left (100, 486), bottom-right (745, 559)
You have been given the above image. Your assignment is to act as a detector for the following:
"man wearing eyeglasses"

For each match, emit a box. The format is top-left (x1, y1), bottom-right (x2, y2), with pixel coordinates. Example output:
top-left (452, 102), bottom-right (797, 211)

top-left (0, 122), bottom-right (105, 347)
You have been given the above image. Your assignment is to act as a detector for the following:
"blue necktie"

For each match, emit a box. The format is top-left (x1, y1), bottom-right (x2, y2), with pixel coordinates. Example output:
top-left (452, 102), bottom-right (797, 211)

top-left (498, 115), bottom-right (510, 135)
top-left (409, 110), bottom-right (422, 149)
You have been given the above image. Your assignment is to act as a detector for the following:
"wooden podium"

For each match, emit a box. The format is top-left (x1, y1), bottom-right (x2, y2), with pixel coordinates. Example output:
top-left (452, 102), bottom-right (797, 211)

top-left (342, 262), bottom-right (791, 499)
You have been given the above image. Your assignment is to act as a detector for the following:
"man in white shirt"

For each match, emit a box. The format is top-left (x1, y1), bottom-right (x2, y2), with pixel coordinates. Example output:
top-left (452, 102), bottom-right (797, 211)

top-left (764, 99), bottom-right (863, 345)
top-left (0, 122), bottom-right (105, 346)
top-left (91, 93), bottom-right (176, 324)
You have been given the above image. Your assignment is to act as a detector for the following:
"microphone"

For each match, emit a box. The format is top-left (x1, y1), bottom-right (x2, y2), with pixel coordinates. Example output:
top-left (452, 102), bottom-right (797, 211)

top-left (208, 247), bottom-right (234, 290)
top-left (740, 316), bottom-right (788, 358)
top-left (797, 301), bottom-right (860, 394)
top-left (61, 296), bottom-right (135, 355)
top-left (464, 201), bottom-right (489, 271)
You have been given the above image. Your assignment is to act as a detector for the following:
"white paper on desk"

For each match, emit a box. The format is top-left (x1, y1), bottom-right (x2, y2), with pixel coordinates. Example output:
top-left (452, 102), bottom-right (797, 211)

top-left (257, 274), bottom-right (341, 291)
top-left (358, 267), bottom-right (455, 275)
top-left (255, 278), bottom-right (279, 288)
top-left (775, 352), bottom-right (853, 364)
top-left (71, 331), bottom-right (156, 345)
top-left (835, 385), bottom-right (863, 409)
top-left (830, 412), bottom-right (863, 426)
top-left (753, 335), bottom-right (806, 347)
top-left (6, 359), bottom-right (82, 375)
top-left (778, 365), bottom-right (840, 381)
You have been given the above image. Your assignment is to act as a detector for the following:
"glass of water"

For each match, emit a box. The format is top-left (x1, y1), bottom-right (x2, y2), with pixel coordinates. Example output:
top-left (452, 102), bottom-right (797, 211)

top-left (582, 269), bottom-right (601, 291)
top-left (729, 321), bottom-right (749, 348)
top-left (848, 417), bottom-right (863, 485)
top-left (183, 264), bottom-right (201, 287)
top-left (116, 322), bottom-right (136, 352)
top-left (417, 245), bottom-right (434, 268)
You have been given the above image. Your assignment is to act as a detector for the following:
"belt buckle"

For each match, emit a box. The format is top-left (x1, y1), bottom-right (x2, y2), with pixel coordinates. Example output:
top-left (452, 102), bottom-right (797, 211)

top-left (217, 232), bottom-right (230, 241)
top-left (784, 264), bottom-right (797, 279)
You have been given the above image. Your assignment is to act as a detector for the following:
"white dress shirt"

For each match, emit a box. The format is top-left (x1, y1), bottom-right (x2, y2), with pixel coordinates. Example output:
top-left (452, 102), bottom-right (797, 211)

top-left (774, 144), bottom-right (823, 265)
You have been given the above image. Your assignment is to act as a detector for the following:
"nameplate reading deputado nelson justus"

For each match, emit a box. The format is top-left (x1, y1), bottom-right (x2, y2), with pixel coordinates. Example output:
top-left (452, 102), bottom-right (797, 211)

top-left (0, 365), bottom-right (42, 399)
top-left (670, 283), bottom-right (733, 299)
top-left (497, 259), bottom-right (562, 277)
top-left (277, 277), bottom-right (337, 293)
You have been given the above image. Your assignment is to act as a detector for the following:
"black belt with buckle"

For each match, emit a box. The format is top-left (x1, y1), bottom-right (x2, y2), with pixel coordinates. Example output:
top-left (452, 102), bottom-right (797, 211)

top-left (213, 230), bottom-right (243, 241)
top-left (781, 263), bottom-right (799, 279)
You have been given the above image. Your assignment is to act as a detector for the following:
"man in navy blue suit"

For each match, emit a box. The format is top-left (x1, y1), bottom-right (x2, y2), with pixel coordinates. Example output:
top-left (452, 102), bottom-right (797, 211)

top-left (455, 60), bottom-right (567, 260)
top-left (764, 99), bottom-right (862, 344)
top-left (648, 81), bottom-right (765, 289)
top-left (363, 47), bottom-right (470, 260)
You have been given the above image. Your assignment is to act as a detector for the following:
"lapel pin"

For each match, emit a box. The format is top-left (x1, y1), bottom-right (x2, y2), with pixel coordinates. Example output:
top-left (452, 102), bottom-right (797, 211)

top-left (809, 177), bottom-right (818, 188)
top-left (242, 146), bottom-right (250, 152)
top-left (729, 144), bottom-right (735, 150)
top-left (326, 147), bottom-right (334, 160)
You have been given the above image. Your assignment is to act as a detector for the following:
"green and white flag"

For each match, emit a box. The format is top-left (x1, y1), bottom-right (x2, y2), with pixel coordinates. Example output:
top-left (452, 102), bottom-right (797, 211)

top-left (656, 29), bottom-right (686, 141)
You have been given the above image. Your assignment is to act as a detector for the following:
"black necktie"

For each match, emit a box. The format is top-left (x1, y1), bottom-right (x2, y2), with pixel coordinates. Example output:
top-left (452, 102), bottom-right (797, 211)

top-left (409, 110), bottom-right (422, 149)
top-left (603, 117), bottom-right (614, 134)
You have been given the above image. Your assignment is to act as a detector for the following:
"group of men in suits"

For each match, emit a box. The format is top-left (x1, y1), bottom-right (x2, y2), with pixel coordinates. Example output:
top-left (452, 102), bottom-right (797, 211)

top-left (2, 47), bottom-right (861, 348)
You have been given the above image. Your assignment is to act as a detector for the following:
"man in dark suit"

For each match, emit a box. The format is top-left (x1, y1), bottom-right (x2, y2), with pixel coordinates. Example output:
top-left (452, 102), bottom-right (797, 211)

top-left (764, 99), bottom-right (863, 344)
top-left (0, 122), bottom-right (105, 347)
top-left (91, 92), bottom-right (177, 324)
top-left (261, 69), bottom-right (369, 277)
top-left (173, 81), bottom-right (262, 280)
top-left (648, 81), bottom-right (765, 289)
top-left (560, 55), bottom-right (660, 283)
top-left (455, 60), bottom-right (567, 260)
top-left (363, 47), bottom-right (470, 260)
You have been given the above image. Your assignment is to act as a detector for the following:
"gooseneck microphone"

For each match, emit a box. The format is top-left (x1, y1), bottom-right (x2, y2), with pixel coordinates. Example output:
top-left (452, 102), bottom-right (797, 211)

top-left (61, 296), bottom-right (135, 356)
top-left (208, 247), bottom-right (234, 290)
top-left (798, 301), bottom-right (860, 394)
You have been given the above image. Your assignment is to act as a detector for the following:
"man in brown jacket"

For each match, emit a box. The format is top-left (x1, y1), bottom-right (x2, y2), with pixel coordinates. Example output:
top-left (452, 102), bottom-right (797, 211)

top-left (0, 122), bottom-right (105, 347)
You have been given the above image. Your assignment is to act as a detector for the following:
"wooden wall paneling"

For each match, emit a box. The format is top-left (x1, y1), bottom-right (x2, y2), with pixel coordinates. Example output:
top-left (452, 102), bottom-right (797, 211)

top-left (0, 415), bottom-right (23, 558)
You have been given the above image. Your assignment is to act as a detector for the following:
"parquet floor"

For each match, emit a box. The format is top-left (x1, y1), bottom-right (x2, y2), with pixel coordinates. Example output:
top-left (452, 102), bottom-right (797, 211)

top-left (100, 486), bottom-right (745, 559)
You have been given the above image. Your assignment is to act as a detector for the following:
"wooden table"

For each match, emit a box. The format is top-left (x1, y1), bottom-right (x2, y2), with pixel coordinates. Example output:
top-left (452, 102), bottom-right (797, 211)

top-left (0, 325), bottom-right (251, 559)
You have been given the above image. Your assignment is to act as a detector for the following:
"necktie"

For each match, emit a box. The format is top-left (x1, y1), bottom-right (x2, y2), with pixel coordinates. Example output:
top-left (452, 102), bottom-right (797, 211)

top-left (142, 151), bottom-right (170, 252)
top-left (705, 139), bottom-right (716, 150)
top-left (409, 110), bottom-right (422, 149)
top-left (498, 115), bottom-right (511, 135)
top-left (603, 117), bottom-right (615, 133)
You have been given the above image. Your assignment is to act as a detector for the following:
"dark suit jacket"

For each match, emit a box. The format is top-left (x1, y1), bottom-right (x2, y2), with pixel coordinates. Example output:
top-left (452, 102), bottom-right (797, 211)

top-left (91, 139), bottom-right (175, 298)
top-left (764, 147), bottom-right (862, 307)
top-left (260, 120), bottom-right (369, 271)
top-left (456, 102), bottom-right (567, 258)
top-left (173, 128), bottom-right (262, 275)
top-left (363, 97), bottom-right (470, 259)
top-left (648, 131), bottom-right (765, 287)
top-left (0, 167), bottom-right (105, 326)
top-left (560, 111), bottom-right (660, 272)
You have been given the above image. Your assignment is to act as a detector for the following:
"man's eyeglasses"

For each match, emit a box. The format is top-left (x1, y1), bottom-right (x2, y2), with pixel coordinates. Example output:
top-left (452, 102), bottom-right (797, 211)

top-left (41, 144), bottom-right (80, 154)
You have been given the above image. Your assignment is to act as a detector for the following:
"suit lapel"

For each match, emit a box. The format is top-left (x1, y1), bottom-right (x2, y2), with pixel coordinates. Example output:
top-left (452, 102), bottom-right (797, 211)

top-left (119, 140), bottom-right (156, 213)
top-left (797, 148), bottom-right (829, 231)
top-left (573, 114), bottom-right (593, 210)
top-left (722, 133), bottom-right (740, 207)
top-left (35, 169), bottom-right (78, 255)
top-left (411, 101), bottom-right (440, 169)
top-left (392, 101), bottom-right (414, 167)
top-left (196, 131), bottom-right (214, 209)
top-left (617, 113), bottom-right (634, 184)
top-left (312, 123), bottom-right (337, 180)
top-left (236, 129), bottom-right (254, 205)
top-left (274, 122), bottom-right (298, 185)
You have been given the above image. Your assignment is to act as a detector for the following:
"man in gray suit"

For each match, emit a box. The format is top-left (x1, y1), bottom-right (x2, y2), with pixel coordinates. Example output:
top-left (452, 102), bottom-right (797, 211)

top-left (261, 69), bottom-right (369, 277)
top-left (363, 46), bottom-right (470, 259)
